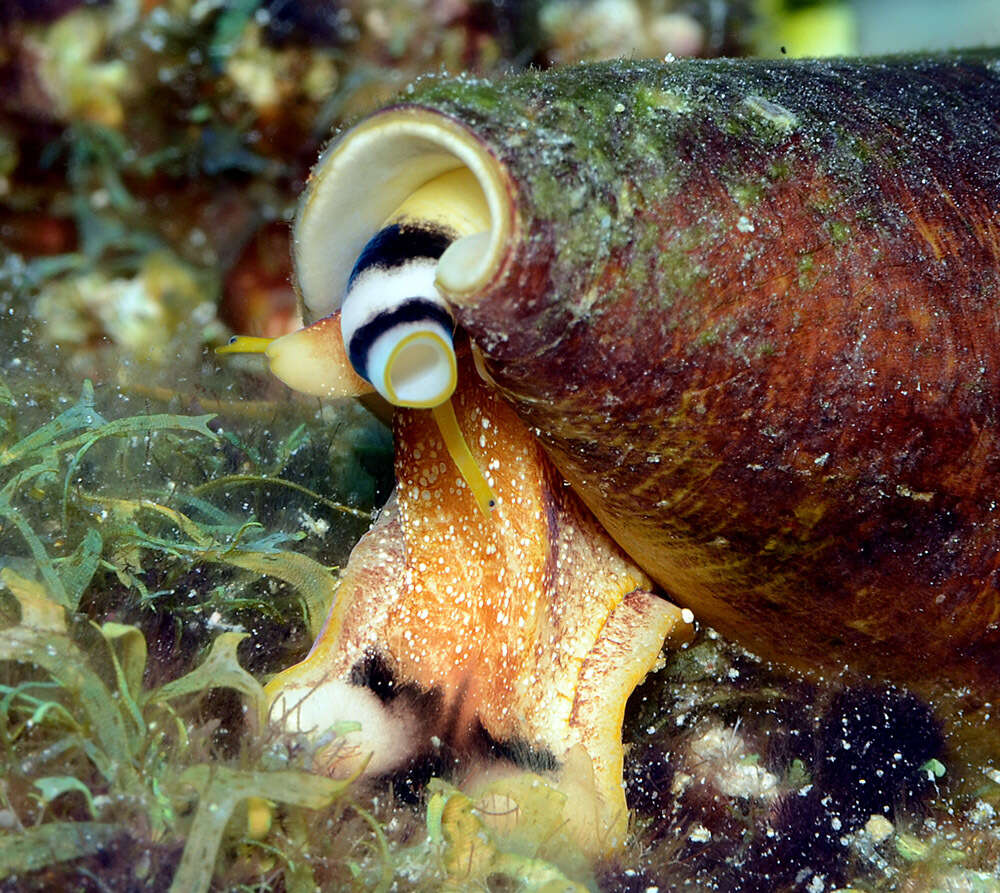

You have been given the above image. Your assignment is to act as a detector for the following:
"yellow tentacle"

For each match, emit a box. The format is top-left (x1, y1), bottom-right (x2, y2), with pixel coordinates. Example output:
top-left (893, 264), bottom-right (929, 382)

top-left (431, 400), bottom-right (496, 516)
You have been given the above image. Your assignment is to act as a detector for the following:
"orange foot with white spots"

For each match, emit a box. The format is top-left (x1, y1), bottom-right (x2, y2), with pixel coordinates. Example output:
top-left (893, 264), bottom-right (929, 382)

top-left (266, 360), bottom-right (692, 852)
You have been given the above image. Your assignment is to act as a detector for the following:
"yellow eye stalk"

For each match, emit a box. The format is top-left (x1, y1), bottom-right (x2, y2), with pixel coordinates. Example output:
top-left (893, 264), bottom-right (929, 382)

top-left (218, 169), bottom-right (496, 516)
top-left (216, 336), bottom-right (273, 355)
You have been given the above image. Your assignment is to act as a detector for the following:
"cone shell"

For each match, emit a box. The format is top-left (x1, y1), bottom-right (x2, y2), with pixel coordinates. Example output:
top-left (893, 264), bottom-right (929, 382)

top-left (295, 55), bottom-right (1000, 694)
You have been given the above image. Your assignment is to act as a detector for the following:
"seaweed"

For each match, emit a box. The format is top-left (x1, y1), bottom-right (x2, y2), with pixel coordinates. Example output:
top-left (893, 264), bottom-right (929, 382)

top-left (0, 371), bottom-right (399, 889)
top-left (433, 773), bottom-right (600, 890)
top-left (0, 575), bottom-right (372, 891)
top-left (0, 372), bottom-right (371, 625)
top-left (0, 379), bottom-right (218, 612)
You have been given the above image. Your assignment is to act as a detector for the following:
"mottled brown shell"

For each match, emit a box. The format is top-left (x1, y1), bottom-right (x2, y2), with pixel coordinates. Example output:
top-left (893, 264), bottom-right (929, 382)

top-left (296, 55), bottom-right (1000, 694)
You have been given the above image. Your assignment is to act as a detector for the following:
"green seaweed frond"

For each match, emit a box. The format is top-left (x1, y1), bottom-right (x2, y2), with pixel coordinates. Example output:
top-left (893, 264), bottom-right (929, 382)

top-left (425, 775), bottom-right (595, 891)
top-left (0, 380), bottom-right (216, 612)
top-left (0, 375), bottom-right (402, 888)
top-left (0, 377), bottom-right (358, 633)
top-left (0, 577), bottom-right (383, 891)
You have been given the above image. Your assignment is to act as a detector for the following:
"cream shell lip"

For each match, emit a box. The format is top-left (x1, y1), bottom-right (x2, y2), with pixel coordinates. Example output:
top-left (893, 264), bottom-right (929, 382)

top-left (293, 109), bottom-right (512, 321)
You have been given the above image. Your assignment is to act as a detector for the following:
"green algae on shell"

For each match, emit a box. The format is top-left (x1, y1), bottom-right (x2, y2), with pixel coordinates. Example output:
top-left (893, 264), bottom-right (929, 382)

top-left (293, 54), bottom-right (1000, 696)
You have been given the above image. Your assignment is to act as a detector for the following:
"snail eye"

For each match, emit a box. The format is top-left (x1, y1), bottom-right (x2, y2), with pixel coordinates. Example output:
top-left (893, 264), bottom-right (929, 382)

top-left (215, 335), bottom-right (274, 355)
top-left (340, 223), bottom-right (458, 409)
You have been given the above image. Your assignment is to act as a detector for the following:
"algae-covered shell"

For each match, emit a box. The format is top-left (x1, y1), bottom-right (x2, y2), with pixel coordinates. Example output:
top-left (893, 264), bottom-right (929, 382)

top-left (295, 55), bottom-right (1000, 693)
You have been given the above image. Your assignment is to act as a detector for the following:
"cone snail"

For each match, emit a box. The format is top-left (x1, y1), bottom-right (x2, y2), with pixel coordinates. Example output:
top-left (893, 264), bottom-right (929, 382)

top-left (226, 54), bottom-right (1000, 716)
